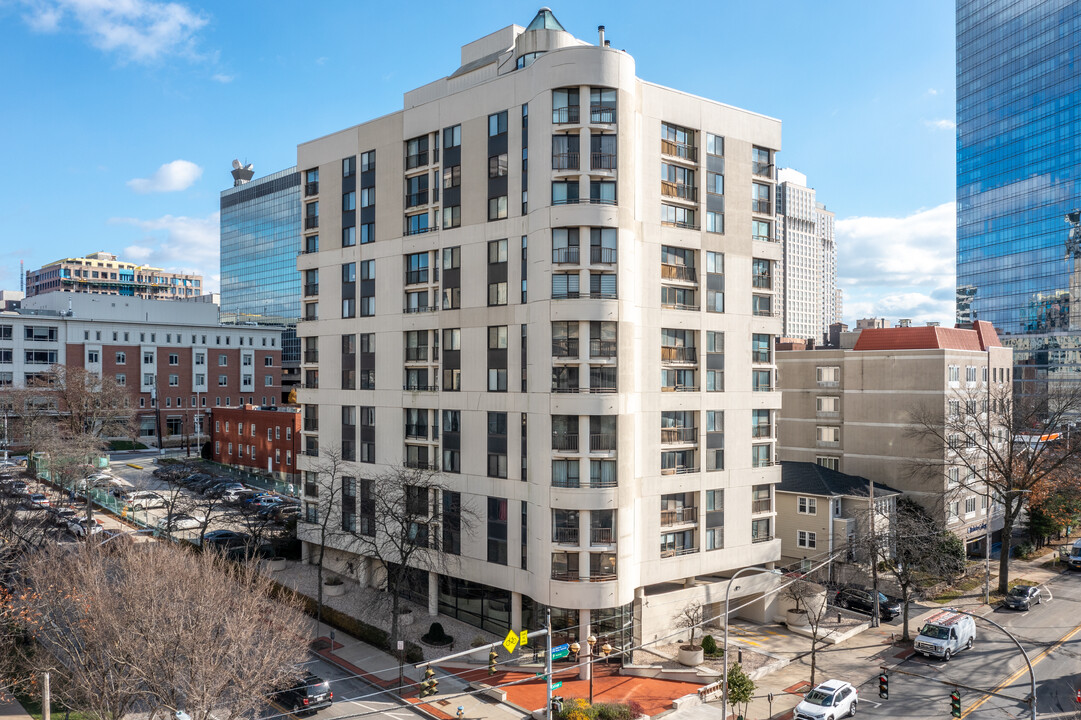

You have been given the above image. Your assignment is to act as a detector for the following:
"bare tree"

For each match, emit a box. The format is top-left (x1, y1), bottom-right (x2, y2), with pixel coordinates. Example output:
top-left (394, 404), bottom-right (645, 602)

top-left (298, 446), bottom-right (349, 634)
top-left (909, 381), bottom-right (1081, 593)
top-left (783, 577), bottom-right (830, 687)
top-left (6, 541), bottom-right (308, 720)
top-left (673, 601), bottom-right (705, 649)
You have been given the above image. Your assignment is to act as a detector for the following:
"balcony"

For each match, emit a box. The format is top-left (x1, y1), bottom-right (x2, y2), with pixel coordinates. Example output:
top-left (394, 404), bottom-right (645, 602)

top-left (661, 264), bottom-right (697, 283)
top-left (753, 233), bottom-right (779, 244)
top-left (660, 507), bottom-right (697, 526)
top-left (552, 290), bottom-right (580, 300)
top-left (406, 191), bottom-right (429, 208)
top-left (661, 346), bottom-right (697, 364)
top-left (404, 270), bottom-right (429, 285)
top-left (552, 338), bottom-right (579, 358)
top-left (552, 105), bottom-right (580, 124)
top-left (404, 424), bottom-right (428, 439)
top-left (404, 223), bottom-right (437, 237)
top-left (752, 161), bottom-right (774, 177)
top-left (588, 384), bottom-right (617, 394)
top-left (552, 434), bottom-right (580, 452)
top-left (305, 182), bottom-right (319, 196)
top-left (553, 527), bottom-right (579, 545)
top-left (752, 499), bottom-right (773, 514)
top-left (303, 418), bottom-right (319, 432)
top-left (552, 247), bottom-right (580, 264)
top-left (303, 283), bottom-right (319, 296)
top-left (589, 571), bottom-right (618, 582)
top-left (752, 199), bottom-right (772, 214)
top-left (661, 546), bottom-right (699, 558)
top-left (552, 382), bottom-right (580, 394)
top-left (552, 153), bottom-right (580, 171)
top-left (403, 304), bottom-right (438, 314)
top-left (551, 571), bottom-right (582, 582)
top-left (591, 153), bottom-right (617, 170)
top-left (752, 274), bottom-right (773, 290)
top-left (405, 152), bottom-right (428, 170)
top-left (590, 339), bottom-right (617, 358)
top-left (752, 533), bottom-right (774, 544)
top-left (591, 246), bottom-right (617, 264)
top-left (661, 298), bottom-right (700, 312)
top-left (589, 288), bottom-right (617, 300)
top-left (661, 181), bottom-right (699, 202)
top-left (661, 217), bottom-right (701, 231)
top-left (304, 216), bottom-right (319, 230)
top-left (589, 527), bottom-right (614, 545)
top-left (661, 139), bottom-right (698, 162)
top-left (752, 424), bottom-right (774, 439)
top-left (404, 346), bottom-right (428, 362)
top-left (590, 433), bottom-right (616, 452)
top-left (551, 476), bottom-right (581, 489)
top-left (661, 427), bottom-right (698, 444)
top-left (404, 459), bottom-right (438, 471)
top-left (303, 350), bottom-right (319, 363)
top-left (661, 464), bottom-right (700, 475)
top-left (590, 106), bottom-right (616, 124)
top-left (403, 383), bottom-right (438, 392)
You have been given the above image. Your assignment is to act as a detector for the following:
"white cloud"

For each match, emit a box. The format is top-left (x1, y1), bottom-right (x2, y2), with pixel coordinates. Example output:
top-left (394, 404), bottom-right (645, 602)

top-left (926, 88), bottom-right (939, 96)
top-left (112, 211), bottom-right (220, 291)
top-left (837, 202), bottom-right (956, 326)
top-left (127, 159), bottom-right (202, 193)
top-left (211, 72), bottom-right (233, 83)
top-left (20, 0), bottom-right (208, 63)
top-left (924, 118), bottom-right (956, 130)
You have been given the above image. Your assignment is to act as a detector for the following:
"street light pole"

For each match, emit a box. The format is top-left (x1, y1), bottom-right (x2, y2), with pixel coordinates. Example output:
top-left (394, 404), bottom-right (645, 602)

top-left (722, 565), bottom-right (772, 715)
top-left (946, 608), bottom-right (1036, 720)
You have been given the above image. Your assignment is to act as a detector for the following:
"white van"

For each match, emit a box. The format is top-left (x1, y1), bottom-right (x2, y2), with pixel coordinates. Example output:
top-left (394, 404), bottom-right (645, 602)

top-left (1066, 539), bottom-right (1081, 570)
top-left (914, 610), bottom-right (975, 661)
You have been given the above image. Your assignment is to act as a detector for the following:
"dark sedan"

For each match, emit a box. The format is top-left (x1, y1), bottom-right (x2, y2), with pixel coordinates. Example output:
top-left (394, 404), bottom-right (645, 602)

top-left (1003, 584), bottom-right (1042, 610)
top-left (834, 587), bottom-right (903, 620)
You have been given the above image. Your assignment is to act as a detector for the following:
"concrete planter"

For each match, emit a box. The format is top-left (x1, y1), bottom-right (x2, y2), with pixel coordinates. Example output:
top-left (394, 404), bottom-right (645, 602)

top-left (266, 557), bottom-right (287, 572)
top-left (786, 608), bottom-right (809, 628)
top-left (323, 580), bottom-right (346, 597)
top-left (396, 609), bottom-right (414, 627)
top-left (678, 646), bottom-right (704, 667)
top-left (471, 646), bottom-right (493, 662)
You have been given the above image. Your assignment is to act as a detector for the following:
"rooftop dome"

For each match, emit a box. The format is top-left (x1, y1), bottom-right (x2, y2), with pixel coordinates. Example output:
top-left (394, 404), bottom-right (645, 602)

top-left (525, 7), bottom-right (566, 32)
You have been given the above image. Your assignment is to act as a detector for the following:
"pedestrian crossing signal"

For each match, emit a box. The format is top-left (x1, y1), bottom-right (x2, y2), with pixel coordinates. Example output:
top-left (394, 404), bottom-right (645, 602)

top-left (878, 673), bottom-right (888, 700)
top-left (950, 690), bottom-right (961, 718)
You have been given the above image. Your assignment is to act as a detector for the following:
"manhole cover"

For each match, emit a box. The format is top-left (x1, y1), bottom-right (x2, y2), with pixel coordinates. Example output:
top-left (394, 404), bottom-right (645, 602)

top-left (436, 700), bottom-right (450, 707)
top-left (784, 681), bottom-right (812, 695)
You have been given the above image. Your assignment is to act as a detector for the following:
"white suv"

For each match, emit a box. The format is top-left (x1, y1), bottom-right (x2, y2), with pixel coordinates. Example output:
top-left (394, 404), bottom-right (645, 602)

top-left (794, 680), bottom-right (858, 720)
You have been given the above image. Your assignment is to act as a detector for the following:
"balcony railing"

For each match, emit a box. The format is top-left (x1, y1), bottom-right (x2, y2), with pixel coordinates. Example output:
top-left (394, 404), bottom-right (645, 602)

top-left (303, 350), bottom-right (319, 363)
top-left (660, 507), bottom-right (697, 526)
top-left (552, 434), bottom-right (580, 452)
top-left (589, 572), bottom-right (618, 582)
top-left (752, 303), bottom-right (776, 318)
top-left (552, 290), bottom-right (580, 300)
top-left (404, 346), bottom-right (428, 362)
top-left (661, 264), bottom-right (697, 283)
top-left (591, 246), bottom-right (617, 264)
top-left (552, 383), bottom-right (580, 394)
top-left (661, 546), bottom-right (699, 558)
top-left (661, 427), bottom-right (698, 444)
top-left (552, 153), bottom-right (580, 171)
top-left (753, 233), bottom-right (779, 244)
top-left (661, 218), bottom-right (700, 231)
top-left (304, 283), bottom-right (319, 296)
top-left (589, 475), bottom-right (618, 489)
top-left (552, 247), bottom-right (580, 264)
top-left (590, 527), bottom-right (614, 545)
top-left (405, 152), bottom-right (428, 170)
top-left (661, 139), bottom-right (698, 162)
top-left (589, 289), bottom-right (617, 300)
top-left (752, 533), bottom-right (775, 544)
top-left (303, 418), bottom-right (319, 432)
top-left (551, 477), bottom-right (581, 489)
top-left (404, 459), bottom-right (438, 471)
top-left (752, 199), bottom-right (772, 214)
top-left (553, 527), bottom-right (580, 545)
top-left (403, 384), bottom-right (439, 392)
top-left (752, 424), bottom-right (774, 439)
top-left (752, 499), bottom-right (773, 514)
top-left (551, 571), bottom-right (582, 582)
top-left (552, 338), bottom-right (580, 357)
top-left (661, 346), bottom-right (697, 364)
top-left (304, 216), bottom-right (319, 230)
top-left (591, 153), bottom-right (617, 170)
top-left (661, 383), bottom-right (700, 392)
top-left (753, 274), bottom-right (773, 290)
top-left (752, 161), bottom-right (774, 177)
top-left (590, 106), bottom-right (616, 124)
top-left (406, 191), bottom-right (429, 208)
top-left (589, 196), bottom-right (617, 206)
top-left (305, 182), bottom-right (319, 196)
top-left (661, 181), bottom-right (699, 202)
top-left (660, 464), bottom-right (700, 475)
top-left (590, 339), bottom-right (617, 358)
top-left (590, 433), bottom-right (616, 452)
top-left (404, 424), bottom-right (428, 439)
top-left (552, 106), bottom-right (580, 124)
top-left (661, 299), bottom-right (700, 312)
top-left (404, 224), bottom-right (437, 237)
top-left (403, 305), bottom-right (438, 314)
top-left (588, 385), bottom-right (617, 394)
top-left (404, 270), bottom-right (429, 285)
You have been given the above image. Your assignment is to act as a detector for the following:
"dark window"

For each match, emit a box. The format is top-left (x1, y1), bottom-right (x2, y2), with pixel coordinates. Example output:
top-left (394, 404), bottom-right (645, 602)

top-left (487, 497), bottom-right (508, 565)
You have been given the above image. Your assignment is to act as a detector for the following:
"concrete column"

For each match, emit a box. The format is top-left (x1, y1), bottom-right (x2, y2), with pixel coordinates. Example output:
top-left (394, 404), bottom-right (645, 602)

top-left (511, 591), bottom-right (523, 631)
top-left (579, 608), bottom-right (592, 681)
top-left (428, 571), bottom-right (438, 617)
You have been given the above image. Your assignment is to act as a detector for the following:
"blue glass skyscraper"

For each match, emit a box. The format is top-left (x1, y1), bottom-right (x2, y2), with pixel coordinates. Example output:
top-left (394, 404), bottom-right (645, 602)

top-left (220, 165), bottom-right (301, 367)
top-left (956, 0), bottom-right (1081, 380)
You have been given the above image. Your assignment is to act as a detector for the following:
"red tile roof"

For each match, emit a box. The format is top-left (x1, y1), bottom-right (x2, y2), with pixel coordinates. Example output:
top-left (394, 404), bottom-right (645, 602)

top-left (853, 321), bottom-right (1002, 352)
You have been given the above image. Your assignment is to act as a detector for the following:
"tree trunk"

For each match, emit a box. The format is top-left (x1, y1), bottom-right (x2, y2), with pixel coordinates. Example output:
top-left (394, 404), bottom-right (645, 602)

top-left (900, 586), bottom-right (911, 641)
top-left (997, 505), bottom-right (1019, 596)
top-left (390, 575), bottom-right (400, 647)
top-left (809, 636), bottom-right (817, 687)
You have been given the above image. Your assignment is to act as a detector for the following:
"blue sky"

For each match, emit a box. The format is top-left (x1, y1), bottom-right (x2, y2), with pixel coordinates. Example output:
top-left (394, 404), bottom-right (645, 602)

top-left (0, 0), bottom-right (957, 325)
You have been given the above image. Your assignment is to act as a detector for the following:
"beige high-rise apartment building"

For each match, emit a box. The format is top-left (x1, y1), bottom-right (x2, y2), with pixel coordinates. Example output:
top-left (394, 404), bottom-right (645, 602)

top-left (25, 252), bottom-right (203, 300)
top-left (296, 9), bottom-right (787, 645)
top-left (777, 321), bottom-right (1012, 553)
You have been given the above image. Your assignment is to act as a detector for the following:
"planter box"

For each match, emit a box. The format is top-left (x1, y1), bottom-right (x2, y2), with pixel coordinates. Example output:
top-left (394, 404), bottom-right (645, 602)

top-left (266, 557), bottom-right (287, 572)
top-left (786, 608), bottom-right (809, 628)
top-left (678, 646), bottom-right (704, 667)
top-left (397, 610), bottom-right (414, 627)
top-left (324, 582), bottom-right (346, 597)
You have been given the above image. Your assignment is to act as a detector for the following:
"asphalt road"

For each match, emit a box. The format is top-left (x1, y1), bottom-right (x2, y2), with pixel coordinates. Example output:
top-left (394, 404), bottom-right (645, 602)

top-left (852, 572), bottom-right (1081, 720)
top-left (261, 655), bottom-right (423, 720)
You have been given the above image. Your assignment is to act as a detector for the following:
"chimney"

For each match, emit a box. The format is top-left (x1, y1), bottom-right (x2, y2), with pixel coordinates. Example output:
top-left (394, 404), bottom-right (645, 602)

top-left (598, 25), bottom-right (605, 46)
top-left (898, 318), bottom-right (912, 328)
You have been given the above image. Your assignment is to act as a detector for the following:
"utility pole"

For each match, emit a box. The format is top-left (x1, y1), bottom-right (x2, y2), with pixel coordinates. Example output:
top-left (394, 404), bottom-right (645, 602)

top-left (870, 478), bottom-right (880, 628)
top-left (546, 608), bottom-right (553, 719)
top-left (42, 672), bottom-right (50, 720)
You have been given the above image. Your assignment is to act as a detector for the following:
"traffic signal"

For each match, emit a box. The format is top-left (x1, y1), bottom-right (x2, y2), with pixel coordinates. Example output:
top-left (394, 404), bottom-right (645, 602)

top-left (420, 667), bottom-right (439, 698)
top-left (950, 690), bottom-right (961, 718)
top-left (489, 650), bottom-right (498, 675)
top-left (878, 673), bottom-right (888, 700)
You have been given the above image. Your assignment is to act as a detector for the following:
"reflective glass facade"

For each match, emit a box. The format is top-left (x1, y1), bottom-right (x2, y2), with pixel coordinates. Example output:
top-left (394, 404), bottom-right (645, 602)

top-left (956, 0), bottom-right (1081, 381)
top-left (220, 167), bottom-right (301, 362)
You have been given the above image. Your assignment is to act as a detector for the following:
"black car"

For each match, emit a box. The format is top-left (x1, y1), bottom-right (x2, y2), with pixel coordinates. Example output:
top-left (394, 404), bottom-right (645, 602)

top-left (835, 587), bottom-right (902, 620)
top-left (273, 672), bottom-right (332, 714)
top-left (1003, 584), bottom-right (1042, 610)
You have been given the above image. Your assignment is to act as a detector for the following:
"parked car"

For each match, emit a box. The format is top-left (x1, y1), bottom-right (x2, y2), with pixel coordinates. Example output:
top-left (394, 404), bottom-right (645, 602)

top-left (205, 482), bottom-right (245, 499)
top-left (834, 587), bottom-right (902, 621)
top-left (67, 517), bottom-right (104, 538)
top-left (794, 679), bottom-right (858, 720)
top-left (78, 474), bottom-right (124, 492)
top-left (270, 504), bottom-right (301, 523)
top-left (273, 672), bottom-right (333, 714)
top-left (249, 496), bottom-right (285, 510)
top-left (1003, 584), bottom-right (1042, 610)
top-left (914, 610), bottom-right (976, 661)
top-left (222, 487), bottom-right (254, 504)
top-left (178, 473), bottom-right (211, 487)
top-left (240, 492), bottom-right (276, 507)
top-left (24, 493), bottom-right (51, 510)
top-left (7, 481), bottom-right (29, 497)
top-left (47, 506), bottom-right (79, 527)
top-left (202, 530), bottom-right (250, 548)
top-left (156, 514), bottom-right (203, 532)
top-left (120, 491), bottom-right (167, 510)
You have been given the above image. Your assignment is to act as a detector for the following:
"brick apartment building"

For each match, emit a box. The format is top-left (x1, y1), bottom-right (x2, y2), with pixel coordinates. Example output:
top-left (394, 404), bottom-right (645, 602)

top-left (210, 404), bottom-right (300, 482)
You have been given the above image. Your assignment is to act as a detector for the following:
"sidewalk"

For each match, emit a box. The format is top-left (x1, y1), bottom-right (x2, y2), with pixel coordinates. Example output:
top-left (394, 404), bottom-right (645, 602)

top-left (0, 697), bottom-right (34, 720)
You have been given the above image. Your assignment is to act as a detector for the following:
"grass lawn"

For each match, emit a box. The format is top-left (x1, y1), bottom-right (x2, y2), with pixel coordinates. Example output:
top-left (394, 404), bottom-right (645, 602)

top-left (14, 692), bottom-right (96, 720)
top-left (931, 575), bottom-right (988, 604)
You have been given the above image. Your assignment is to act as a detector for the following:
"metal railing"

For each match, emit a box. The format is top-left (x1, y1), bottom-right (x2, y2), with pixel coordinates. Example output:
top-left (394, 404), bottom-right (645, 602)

top-left (404, 269), bottom-right (429, 285)
top-left (661, 465), bottom-right (700, 475)
top-left (589, 197), bottom-right (617, 206)
top-left (403, 224), bottom-right (437, 237)
top-left (753, 274), bottom-right (773, 290)
top-left (591, 153), bottom-right (617, 170)
top-left (660, 507), bottom-right (698, 526)
top-left (661, 139), bottom-right (698, 161)
top-left (552, 434), bottom-right (580, 452)
top-left (303, 283), bottom-right (319, 296)
top-left (591, 246), bottom-right (617, 264)
top-left (552, 338), bottom-right (580, 357)
top-left (553, 527), bottom-right (580, 544)
top-left (404, 424), bottom-right (428, 439)
top-left (661, 218), bottom-right (700, 230)
top-left (751, 499), bottom-right (773, 514)
top-left (406, 191), bottom-right (429, 208)
top-left (552, 383), bottom-right (580, 394)
top-left (305, 182), bottom-right (319, 196)
top-left (552, 196), bottom-right (581, 206)
top-left (551, 477), bottom-right (581, 489)
top-left (588, 475), bottom-right (618, 489)
top-left (752, 199), bottom-right (772, 214)
top-left (661, 346), bottom-right (697, 363)
top-left (753, 233), bottom-right (779, 243)
top-left (403, 384), bottom-right (438, 392)
top-left (590, 433), bottom-right (616, 452)
top-left (304, 216), bottom-right (319, 230)
top-left (589, 572), bottom-right (618, 582)
top-left (590, 106), bottom-right (616, 124)
top-left (552, 290), bottom-right (580, 300)
top-left (751, 533), bottom-right (775, 544)
top-left (551, 571), bottom-right (583, 582)
top-left (588, 385), bottom-right (617, 394)
top-left (590, 527), bottom-right (614, 545)
top-left (405, 152), bottom-right (428, 170)
top-left (404, 459), bottom-right (438, 471)
top-left (404, 346), bottom-right (428, 362)
top-left (661, 383), bottom-right (700, 392)
top-left (661, 264), bottom-right (697, 282)
top-left (303, 350), bottom-right (319, 363)
top-left (552, 106), bottom-right (580, 124)
top-left (661, 426), bottom-right (698, 444)
top-left (752, 303), bottom-right (776, 318)
top-left (552, 152), bottom-right (580, 170)
top-left (661, 300), bottom-right (700, 312)
top-left (589, 289), bottom-right (618, 300)
top-left (552, 247), bottom-right (580, 264)
top-left (751, 425), bottom-right (774, 439)
top-left (752, 161), bottom-right (774, 177)
top-left (661, 546), bottom-right (699, 558)
top-left (662, 181), bottom-right (699, 202)
top-left (403, 305), bottom-right (438, 314)
top-left (590, 339), bottom-right (617, 357)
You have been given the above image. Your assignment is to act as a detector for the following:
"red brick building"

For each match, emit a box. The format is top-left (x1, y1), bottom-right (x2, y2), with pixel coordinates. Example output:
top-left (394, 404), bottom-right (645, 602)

top-left (210, 404), bottom-right (301, 481)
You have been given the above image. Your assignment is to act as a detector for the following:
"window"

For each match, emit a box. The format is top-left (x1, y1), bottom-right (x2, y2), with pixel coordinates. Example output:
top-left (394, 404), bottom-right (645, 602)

top-left (489, 153), bottom-right (508, 178)
top-left (705, 251), bottom-right (724, 312)
top-left (752, 334), bottom-right (771, 364)
top-left (342, 226), bottom-right (356, 247)
top-left (752, 219), bottom-right (771, 242)
top-left (343, 156), bottom-right (356, 177)
top-left (343, 191), bottom-right (356, 211)
top-left (706, 133), bottom-right (724, 156)
top-left (817, 396), bottom-right (839, 414)
top-left (360, 223), bottom-right (375, 244)
top-left (442, 205), bottom-right (461, 229)
top-left (552, 272), bottom-right (580, 299)
top-left (797, 530), bottom-right (817, 549)
top-left (488, 195), bottom-right (508, 220)
top-left (443, 124), bottom-right (461, 148)
top-left (218, 375), bottom-right (228, 386)
top-left (443, 491), bottom-right (461, 554)
top-left (706, 332), bottom-right (724, 391)
top-left (487, 412), bottom-right (508, 478)
top-left (487, 497), bottom-right (508, 565)
top-left (816, 366), bottom-right (840, 386)
top-left (965, 497), bottom-right (977, 515)
top-left (168, 374), bottom-right (179, 387)
top-left (488, 111), bottom-right (508, 136)
top-left (116, 351), bottom-right (126, 364)
top-left (798, 497), bottom-right (817, 515)
top-left (87, 350), bottom-right (99, 363)
top-left (194, 352), bottom-right (204, 366)
top-left (966, 366), bottom-right (977, 383)
top-left (552, 179), bottom-right (579, 205)
top-left (706, 411), bottom-right (724, 471)
top-left (361, 150), bottom-right (375, 172)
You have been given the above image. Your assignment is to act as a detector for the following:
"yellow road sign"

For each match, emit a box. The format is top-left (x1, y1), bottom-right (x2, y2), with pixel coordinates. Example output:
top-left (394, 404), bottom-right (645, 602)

top-left (502, 629), bottom-right (519, 653)
top-left (520, 629), bottom-right (529, 646)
